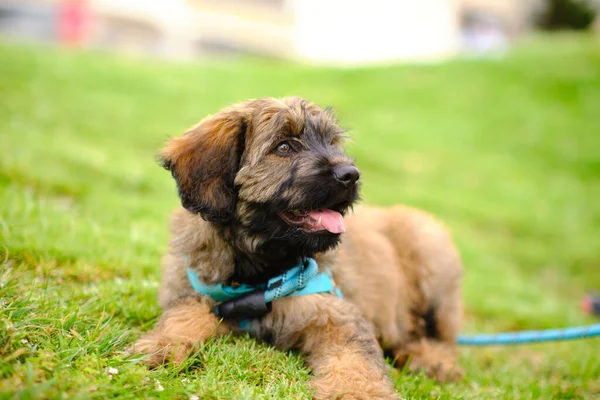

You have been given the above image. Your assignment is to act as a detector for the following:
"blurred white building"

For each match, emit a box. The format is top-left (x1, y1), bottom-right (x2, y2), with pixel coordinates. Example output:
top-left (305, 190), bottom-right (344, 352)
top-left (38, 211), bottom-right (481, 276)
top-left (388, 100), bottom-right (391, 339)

top-left (191, 0), bottom-right (460, 65)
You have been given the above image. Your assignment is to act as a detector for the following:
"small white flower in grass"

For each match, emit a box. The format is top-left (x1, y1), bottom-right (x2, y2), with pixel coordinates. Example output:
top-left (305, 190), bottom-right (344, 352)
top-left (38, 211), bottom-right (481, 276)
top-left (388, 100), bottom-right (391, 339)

top-left (20, 339), bottom-right (28, 344)
top-left (181, 378), bottom-right (190, 384)
top-left (155, 379), bottom-right (164, 392)
top-left (189, 395), bottom-right (199, 400)
top-left (107, 367), bottom-right (119, 375)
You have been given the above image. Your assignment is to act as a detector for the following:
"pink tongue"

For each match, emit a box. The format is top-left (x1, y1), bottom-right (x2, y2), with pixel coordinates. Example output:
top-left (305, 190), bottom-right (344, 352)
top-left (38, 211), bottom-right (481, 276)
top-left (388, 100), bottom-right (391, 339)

top-left (307, 209), bottom-right (346, 234)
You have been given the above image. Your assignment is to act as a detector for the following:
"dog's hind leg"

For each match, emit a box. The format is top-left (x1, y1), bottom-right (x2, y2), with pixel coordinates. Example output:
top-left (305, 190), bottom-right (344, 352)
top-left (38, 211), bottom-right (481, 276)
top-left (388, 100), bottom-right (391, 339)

top-left (392, 337), bottom-right (463, 382)
top-left (131, 295), bottom-right (231, 367)
top-left (392, 296), bottom-right (463, 382)
top-left (260, 295), bottom-right (399, 400)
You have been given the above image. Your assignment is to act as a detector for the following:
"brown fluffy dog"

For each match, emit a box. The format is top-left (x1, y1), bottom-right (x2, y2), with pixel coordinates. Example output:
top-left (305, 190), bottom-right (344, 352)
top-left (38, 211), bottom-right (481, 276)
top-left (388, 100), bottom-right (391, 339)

top-left (133, 97), bottom-right (463, 399)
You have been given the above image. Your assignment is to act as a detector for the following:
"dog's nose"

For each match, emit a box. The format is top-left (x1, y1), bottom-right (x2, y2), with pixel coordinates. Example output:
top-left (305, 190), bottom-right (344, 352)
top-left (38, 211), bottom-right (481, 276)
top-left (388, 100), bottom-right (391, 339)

top-left (333, 165), bottom-right (360, 185)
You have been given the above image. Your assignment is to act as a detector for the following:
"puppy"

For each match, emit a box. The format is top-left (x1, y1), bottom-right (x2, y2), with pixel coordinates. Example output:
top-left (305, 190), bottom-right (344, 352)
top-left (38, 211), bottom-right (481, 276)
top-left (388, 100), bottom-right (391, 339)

top-left (133, 97), bottom-right (463, 399)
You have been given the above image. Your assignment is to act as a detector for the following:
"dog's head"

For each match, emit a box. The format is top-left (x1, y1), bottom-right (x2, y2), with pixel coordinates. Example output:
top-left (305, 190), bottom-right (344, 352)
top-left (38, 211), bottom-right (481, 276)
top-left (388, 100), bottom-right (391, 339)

top-left (161, 97), bottom-right (360, 257)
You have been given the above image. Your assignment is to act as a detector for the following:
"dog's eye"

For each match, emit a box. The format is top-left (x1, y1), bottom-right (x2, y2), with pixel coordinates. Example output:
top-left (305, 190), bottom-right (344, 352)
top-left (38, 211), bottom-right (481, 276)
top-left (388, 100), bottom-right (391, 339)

top-left (274, 141), bottom-right (293, 156)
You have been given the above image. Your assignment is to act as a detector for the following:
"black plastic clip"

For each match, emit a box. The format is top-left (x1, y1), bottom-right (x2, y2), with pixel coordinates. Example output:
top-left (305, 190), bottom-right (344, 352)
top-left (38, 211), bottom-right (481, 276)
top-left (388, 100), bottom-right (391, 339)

top-left (215, 291), bottom-right (272, 319)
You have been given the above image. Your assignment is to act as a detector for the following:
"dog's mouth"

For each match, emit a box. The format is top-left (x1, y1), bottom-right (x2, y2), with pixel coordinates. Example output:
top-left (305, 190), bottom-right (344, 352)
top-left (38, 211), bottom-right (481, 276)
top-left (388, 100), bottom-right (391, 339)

top-left (278, 208), bottom-right (346, 234)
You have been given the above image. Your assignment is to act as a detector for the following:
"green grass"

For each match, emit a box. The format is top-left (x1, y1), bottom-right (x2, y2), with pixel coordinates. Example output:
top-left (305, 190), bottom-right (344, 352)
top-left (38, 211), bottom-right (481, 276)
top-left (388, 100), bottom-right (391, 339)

top-left (1, 34), bottom-right (599, 399)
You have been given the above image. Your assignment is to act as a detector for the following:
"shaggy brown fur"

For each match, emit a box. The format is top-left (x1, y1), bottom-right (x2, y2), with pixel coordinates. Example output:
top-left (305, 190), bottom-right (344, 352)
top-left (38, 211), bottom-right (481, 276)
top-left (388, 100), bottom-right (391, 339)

top-left (132, 97), bottom-right (463, 399)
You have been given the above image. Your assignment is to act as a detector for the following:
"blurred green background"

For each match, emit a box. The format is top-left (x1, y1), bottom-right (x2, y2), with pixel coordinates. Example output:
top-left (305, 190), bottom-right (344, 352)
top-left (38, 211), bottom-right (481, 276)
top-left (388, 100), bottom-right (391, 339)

top-left (1, 27), bottom-right (600, 400)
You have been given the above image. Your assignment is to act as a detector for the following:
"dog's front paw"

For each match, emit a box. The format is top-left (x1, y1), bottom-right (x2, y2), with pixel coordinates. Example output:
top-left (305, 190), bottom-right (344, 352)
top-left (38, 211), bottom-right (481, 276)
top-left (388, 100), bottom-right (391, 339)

top-left (312, 389), bottom-right (397, 400)
top-left (129, 332), bottom-right (197, 368)
top-left (310, 376), bottom-right (399, 400)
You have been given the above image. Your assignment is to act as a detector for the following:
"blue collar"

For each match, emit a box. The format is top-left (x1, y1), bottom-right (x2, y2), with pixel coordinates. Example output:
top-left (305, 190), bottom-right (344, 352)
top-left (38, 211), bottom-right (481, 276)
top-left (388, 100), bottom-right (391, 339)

top-left (186, 257), bottom-right (343, 320)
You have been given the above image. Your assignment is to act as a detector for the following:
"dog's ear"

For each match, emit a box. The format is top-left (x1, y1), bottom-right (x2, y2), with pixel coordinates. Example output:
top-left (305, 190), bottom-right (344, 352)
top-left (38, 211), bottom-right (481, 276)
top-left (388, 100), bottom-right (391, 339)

top-left (161, 107), bottom-right (248, 223)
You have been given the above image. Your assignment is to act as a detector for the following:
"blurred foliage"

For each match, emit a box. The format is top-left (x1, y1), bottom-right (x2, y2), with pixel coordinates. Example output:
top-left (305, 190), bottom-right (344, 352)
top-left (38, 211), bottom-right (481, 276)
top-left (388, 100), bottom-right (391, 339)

top-left (539, 0), bottom-right (597, 30)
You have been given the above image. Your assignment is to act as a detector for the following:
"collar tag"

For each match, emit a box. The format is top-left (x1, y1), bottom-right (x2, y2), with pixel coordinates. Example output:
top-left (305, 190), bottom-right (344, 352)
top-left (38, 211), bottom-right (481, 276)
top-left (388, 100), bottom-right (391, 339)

top-left (215, 290), bottom-right (272, 319)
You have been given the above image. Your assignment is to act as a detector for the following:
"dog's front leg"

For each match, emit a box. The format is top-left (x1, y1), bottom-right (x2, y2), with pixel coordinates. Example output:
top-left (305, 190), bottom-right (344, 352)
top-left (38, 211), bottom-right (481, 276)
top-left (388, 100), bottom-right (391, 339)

top-left (259, 295), bottom-right (398, 400)
top-left (131, 295), bottom-right (230, 367)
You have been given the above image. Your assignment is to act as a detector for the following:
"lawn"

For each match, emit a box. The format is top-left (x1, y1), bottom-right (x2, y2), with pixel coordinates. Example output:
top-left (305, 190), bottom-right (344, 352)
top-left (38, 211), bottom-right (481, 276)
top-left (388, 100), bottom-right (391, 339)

top-left (1, 35), bottom-right (599, 399)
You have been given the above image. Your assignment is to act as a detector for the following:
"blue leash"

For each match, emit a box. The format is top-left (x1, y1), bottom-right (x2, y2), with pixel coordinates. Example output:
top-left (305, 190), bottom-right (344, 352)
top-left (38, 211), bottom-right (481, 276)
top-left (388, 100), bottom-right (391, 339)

top-left (457, 324), bottom-right (600, 346)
